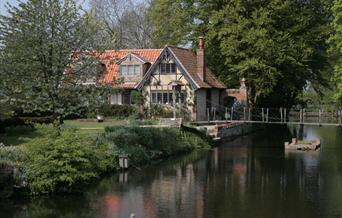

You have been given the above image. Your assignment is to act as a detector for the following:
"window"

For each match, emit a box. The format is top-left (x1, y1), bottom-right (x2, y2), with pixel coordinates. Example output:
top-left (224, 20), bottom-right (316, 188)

top-left (157, 93), bottom-right (163, 104)
top-left (151, 91), bottom-right (184, 105)
top-left (163, 93), bottom-right (168, 104)
top-left (134, 65), bottom-right (140, 74)
top-left (128, 65), bottom-right (134, 75)
top-left (120, 65), bottom-right (140, 76)
top-left (122, 93), bottom-right (131, 104)
top-left (152, 92), bottom-right (157, 103)
top-left (110, 93), bottom-right (122, 105)
top-left (120, 65), bottom-right (128, 75)
top-left (160, 63), bottom-right (176, 74)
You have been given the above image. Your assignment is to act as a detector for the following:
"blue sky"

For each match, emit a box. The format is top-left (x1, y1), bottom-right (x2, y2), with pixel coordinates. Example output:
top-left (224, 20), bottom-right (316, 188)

top-left (0, 0), bottom-right (89, 16)
top-left (0, 0), bottom-right (20, 15)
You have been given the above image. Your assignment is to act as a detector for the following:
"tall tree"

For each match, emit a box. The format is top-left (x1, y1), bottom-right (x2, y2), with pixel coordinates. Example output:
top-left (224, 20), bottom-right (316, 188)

top-left (90, 0), bottom-right (153, 49)
top-left (148, 0), bottom-right (332, 107)
top-left (148, 0), bottom-right (194, 47)
top-left (0, 0), bottom-right (111, 125)
top-left (330, 0), bottom-right (342, 106)
top-left (208, 0), bottom-right (332, 107)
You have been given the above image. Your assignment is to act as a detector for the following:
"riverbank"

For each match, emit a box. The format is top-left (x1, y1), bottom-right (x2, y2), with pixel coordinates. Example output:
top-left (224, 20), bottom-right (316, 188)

top-left (0, 124), bottom-right (212, 198)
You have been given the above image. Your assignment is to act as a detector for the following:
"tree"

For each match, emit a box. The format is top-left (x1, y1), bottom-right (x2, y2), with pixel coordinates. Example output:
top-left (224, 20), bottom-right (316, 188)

top-left (148, 0), bottom-right (194, 47)
top-left (0, 0), bottom-right (112, 125)
top-left (0, 50), bottom-right (15, 119)
top-left (208, 0), bottom-right (332, 107)
top-left (148, 0), bottom-right (332, 107)
top-left (90, 0), bottom-right (153, 49)
top-left (330, 0), bottom-right (342, 106)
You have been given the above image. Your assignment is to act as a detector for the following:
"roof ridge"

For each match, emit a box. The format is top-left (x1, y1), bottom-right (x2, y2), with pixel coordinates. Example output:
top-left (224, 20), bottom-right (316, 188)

top-left (167, 45), bottom-right (192, 51)
top-left (114, 48), bottom-right (163, 51)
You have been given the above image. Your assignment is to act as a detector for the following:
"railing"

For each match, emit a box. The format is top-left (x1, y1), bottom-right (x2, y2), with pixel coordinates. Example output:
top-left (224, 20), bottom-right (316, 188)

top-left (198, 105), bottom-right (342, 126)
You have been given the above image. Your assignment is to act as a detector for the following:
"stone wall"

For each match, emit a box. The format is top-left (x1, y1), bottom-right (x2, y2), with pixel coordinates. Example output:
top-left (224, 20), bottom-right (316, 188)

top-left (217, 123), bottom-right (264, 140)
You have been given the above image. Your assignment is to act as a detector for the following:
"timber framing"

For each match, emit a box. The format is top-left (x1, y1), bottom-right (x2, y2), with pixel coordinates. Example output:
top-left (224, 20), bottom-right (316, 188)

top-left (136, 46), bottom-right (199, 90)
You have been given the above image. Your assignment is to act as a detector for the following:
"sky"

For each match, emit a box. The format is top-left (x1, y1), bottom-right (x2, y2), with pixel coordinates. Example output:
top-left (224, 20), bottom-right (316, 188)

top-left (0, 0), bottom-right (21, 15)
top-left (0, 0), bottom-right (89, 16)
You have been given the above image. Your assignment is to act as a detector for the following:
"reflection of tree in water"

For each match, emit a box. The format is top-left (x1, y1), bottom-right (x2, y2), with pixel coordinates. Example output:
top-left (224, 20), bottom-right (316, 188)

top-left (200, 125), bottom-right (325, 218)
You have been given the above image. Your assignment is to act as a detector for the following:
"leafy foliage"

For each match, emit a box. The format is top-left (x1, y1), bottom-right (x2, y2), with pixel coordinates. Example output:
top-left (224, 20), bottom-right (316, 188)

top-left (0, 0), bottom-right (112, 125)
top-left (148, 0), bottom-right (194, 47)
top-left (330, 0), bottom-right (342, 106)
top-left (1, 123), bottom-right (210, 196)
top-left (0, 145), bottom-right (25, 166)
top-left (100, 126), bottom-right (210, 165)
top-left (96, 104), bottom-right (138, 118)
top-left (24, 129), bottom-right (116, 194)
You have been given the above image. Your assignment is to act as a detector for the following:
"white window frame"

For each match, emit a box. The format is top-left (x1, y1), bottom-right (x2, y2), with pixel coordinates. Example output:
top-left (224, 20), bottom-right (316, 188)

top-left (110, 93), bottom-right (122, 105)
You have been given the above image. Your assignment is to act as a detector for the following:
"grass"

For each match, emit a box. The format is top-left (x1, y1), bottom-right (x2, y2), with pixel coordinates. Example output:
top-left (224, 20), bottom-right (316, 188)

top-left (0, 119), bottom-right (160, 145)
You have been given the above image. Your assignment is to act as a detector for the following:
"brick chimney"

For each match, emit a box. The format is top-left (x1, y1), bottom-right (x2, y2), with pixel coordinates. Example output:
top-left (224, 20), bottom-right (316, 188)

top-left (197, 36), bottom-right (206, 82)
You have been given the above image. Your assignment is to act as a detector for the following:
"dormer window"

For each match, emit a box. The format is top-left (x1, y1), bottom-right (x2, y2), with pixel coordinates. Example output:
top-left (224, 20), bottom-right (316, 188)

top-left (160, 63), bottom-right (176, 74)
top-left (120, 65), bottom-right (141, 76)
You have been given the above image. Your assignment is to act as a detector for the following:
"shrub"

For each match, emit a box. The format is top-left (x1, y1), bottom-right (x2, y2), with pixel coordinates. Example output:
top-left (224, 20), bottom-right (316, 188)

top-left (129, 119), bottom-right (158, 126)
top-left (101, 126), bottom-right (210, 165)
top-left (149, 105), bottom-right (173, 118)
top-left (4, 125), bottom-right (35, 136)
top-left (99, 104), bottom-right (138, 118)
top-left (0, 145), bottom-right (25, 166)
top-left (24, 130), bottom-right (116, 194)
top-left (131, 91), bottom-right (144, 106)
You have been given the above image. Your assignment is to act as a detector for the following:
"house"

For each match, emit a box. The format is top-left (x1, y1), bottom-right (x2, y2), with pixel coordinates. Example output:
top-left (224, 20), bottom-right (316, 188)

top-left (96, 37), bottom-right (227, 121)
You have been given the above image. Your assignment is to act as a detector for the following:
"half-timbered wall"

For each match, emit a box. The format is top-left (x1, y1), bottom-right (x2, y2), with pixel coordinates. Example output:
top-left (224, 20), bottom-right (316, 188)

top-left (142, 54), bottom-right (195, 119)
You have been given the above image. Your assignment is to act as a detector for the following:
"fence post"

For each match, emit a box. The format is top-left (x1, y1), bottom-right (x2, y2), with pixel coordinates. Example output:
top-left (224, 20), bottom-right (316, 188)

top-left (225, 107), bottom-right (228, 121)
top-left (230, 107), bottom-right (234, 121)
top-left (261, 108), bottom-right (264, 122)
top-left (303, 109), bottom-right (306, 123)
top-left (280, 107), bottom-right (283, 123)
top-left (243, 107), bottom-right (246, 122)
top-left (248, 107), bottom-right (252, 121)
top-left (284, 108), bottom-right (287, 124)
top-left (213, 107), bottom-right (216, 121)
top-left (266, 108), bottom-right (269, 123)
top-left (319, 109), bottom-right (322, 126)
top-left (207, 108), bottom-right (210, 122)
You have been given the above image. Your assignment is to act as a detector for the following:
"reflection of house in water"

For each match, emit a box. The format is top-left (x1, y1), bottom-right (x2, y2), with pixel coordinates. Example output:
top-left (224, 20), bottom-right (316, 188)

top-left (148, 163), bottom-right (205, 218)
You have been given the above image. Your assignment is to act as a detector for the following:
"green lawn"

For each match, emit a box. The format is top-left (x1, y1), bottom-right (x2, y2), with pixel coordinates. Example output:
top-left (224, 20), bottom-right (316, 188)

top-left (0, 119), bottom-right (129, 146)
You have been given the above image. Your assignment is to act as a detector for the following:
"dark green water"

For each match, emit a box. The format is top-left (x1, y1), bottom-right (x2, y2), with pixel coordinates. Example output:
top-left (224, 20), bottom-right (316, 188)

top-left (1, 125), bottom-right (341, 218)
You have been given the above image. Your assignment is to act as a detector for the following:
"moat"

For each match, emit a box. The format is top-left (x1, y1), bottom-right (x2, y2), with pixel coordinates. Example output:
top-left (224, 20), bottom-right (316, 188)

top-left (1, 125), bottom-right (341, 218)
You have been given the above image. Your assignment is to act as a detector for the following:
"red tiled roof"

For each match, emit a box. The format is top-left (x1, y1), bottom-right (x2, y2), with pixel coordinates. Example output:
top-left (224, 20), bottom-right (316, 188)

top-left (168, 46), bottom-right (226, 89)
top-left (115, 83), bottom-right (136, 89)
top-left (98, 49), bottom-right (163, 86)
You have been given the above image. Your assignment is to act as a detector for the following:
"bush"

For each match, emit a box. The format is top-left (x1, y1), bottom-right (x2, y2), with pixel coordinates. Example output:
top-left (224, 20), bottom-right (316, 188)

top-left (99, 104), bottom-right (138, 118)
top-left (100, 126), bottom-right (210, 165)
top-left (149, 105), bottom-right (173, 118)
top-left (129, 119), bottom-right (158, 126)
top-left (0, 145), bottom-right (25, 166)
top-left (4, 125), bottom-right (35, 136)
top-left (24, 130), bottom-right (116, 194)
